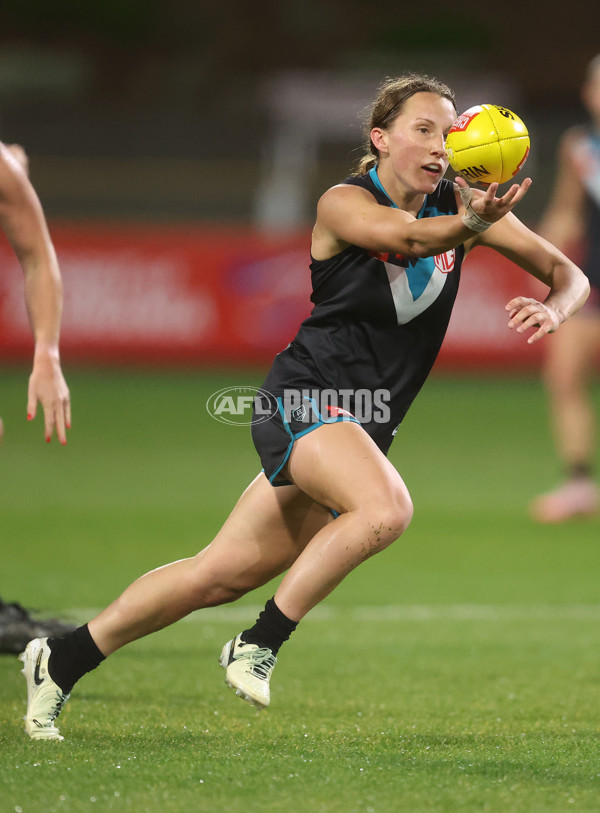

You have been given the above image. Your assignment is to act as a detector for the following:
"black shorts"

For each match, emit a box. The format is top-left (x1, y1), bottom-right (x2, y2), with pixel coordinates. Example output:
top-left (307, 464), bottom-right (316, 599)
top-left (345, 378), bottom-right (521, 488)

top-left (251, 392), bottom-right (360, 486)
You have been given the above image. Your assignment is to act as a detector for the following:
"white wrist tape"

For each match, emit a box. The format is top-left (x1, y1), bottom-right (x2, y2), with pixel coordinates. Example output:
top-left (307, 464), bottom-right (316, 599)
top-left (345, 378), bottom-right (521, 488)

top-left (459, 185), bottom-right (492, 233)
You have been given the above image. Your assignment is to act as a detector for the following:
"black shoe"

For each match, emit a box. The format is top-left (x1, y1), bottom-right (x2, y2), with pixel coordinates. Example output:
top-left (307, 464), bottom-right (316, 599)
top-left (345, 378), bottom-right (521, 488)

top-left (0, 600), bottom-right (76, 655)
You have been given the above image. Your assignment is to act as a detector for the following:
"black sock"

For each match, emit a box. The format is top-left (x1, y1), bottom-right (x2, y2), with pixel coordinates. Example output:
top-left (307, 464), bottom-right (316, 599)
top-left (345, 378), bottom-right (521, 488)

top-left (568, 463), bottom-right (593, 480)
top-left (47, 624), bottom-right (106, 693)
top-left (241, 598), bottom-right (298, 656)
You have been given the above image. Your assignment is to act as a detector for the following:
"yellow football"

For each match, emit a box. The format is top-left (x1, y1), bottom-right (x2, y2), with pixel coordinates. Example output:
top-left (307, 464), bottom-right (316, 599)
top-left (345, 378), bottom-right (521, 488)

top-left (445, 104), bottom-right (530, 185)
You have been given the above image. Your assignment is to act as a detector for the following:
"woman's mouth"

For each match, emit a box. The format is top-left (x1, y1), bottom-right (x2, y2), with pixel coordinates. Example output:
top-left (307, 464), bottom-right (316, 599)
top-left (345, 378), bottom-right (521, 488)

top-left (422, 163), bottom-right (443, 177)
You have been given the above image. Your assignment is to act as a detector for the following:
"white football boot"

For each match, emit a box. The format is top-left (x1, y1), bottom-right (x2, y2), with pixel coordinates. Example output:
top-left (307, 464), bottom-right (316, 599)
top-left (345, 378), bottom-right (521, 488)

top-left (219, 634), bottom-right (276, 709)
top-left (19, 637), bottom-right (70, 741)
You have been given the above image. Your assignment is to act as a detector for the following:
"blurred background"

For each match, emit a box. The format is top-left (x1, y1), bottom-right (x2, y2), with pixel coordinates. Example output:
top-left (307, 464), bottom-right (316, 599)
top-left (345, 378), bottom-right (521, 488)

top-left (0, 0), bottom-right (599, 368)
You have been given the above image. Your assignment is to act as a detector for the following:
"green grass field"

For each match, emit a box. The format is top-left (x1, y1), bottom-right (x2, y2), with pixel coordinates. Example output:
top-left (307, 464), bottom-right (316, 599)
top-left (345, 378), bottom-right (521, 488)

top-left (1, 366), bottom-right (599, 813)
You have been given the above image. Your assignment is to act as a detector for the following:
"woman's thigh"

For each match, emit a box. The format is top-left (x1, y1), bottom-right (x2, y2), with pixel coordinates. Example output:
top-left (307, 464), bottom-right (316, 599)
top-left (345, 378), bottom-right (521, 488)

top-left (284, 421), bottom-right (411, 519)
top-left (197, 472), bottom-right (334, 590)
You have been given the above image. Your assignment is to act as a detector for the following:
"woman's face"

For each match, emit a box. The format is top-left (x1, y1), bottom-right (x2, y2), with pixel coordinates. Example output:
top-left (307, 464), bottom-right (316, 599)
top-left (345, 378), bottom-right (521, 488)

top-left (373, 92), bottom-right (457, 194)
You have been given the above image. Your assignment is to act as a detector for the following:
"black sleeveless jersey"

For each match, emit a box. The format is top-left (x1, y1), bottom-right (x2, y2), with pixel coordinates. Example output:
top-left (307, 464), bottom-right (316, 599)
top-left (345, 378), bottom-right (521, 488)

top-left (260, 170), bottom-right (465, 454)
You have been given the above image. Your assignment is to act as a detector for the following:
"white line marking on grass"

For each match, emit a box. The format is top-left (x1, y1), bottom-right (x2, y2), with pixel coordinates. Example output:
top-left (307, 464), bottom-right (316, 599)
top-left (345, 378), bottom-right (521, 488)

top-left (64, 603), bottom-right (600, 624)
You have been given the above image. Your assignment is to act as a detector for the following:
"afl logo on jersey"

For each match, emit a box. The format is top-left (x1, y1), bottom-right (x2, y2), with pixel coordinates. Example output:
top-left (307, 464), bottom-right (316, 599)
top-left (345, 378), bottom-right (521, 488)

top-left (434, 249), bottom-right (455, 274)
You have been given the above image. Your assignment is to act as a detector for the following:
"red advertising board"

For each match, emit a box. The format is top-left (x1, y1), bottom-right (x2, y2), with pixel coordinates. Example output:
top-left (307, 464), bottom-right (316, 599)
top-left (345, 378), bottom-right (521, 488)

top-left (0, 223), bottom-right (547, 370)
top-left (440, 245), bottom-right (547, 369)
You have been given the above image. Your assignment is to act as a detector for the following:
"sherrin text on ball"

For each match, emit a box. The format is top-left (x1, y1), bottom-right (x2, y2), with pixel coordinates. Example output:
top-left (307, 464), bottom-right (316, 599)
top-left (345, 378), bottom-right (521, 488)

top-left (445, 104), bottom-right (530, 185)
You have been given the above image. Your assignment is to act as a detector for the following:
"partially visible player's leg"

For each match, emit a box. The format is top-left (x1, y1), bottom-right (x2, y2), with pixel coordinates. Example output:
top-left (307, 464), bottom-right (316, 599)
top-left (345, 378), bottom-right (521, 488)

top-left (0, 597), bottom-right (76, 654)
top-left (545, 312), bottom-right (600, 468)
top-left (530, 310), bottom-right (600, 522)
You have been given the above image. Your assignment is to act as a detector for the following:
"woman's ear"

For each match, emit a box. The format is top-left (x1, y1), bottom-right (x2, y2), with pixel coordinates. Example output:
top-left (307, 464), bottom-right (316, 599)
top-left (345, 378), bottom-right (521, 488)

top-left (370, 127), bottom-right (389, 156)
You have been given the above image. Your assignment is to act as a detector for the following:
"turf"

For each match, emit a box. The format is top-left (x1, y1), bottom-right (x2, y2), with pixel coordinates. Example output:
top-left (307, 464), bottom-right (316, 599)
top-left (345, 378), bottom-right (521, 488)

top-left (1, 366), bottom-right (599, 812)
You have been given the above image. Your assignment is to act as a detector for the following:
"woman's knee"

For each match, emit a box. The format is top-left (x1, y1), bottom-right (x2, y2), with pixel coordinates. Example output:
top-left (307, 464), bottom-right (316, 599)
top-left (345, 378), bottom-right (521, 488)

top-left (545, 368), bottom-right (590, 408)
top-left (360, 490), bottom-right (414, 551)
top-left (543, 358), bottom-right (582, 399)
top-left (179, 557), bottom-right (249, 609)
top-left (186, 551), bottom-right (281, 608)
top-left (382, 493), bottom-right (414, 536)
top-left (184, 575), bottom-right (251, 609)
top-left (199, 582), bottom-right (248, 608)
